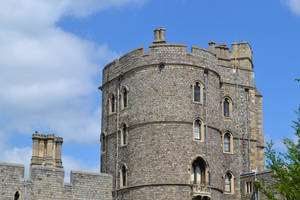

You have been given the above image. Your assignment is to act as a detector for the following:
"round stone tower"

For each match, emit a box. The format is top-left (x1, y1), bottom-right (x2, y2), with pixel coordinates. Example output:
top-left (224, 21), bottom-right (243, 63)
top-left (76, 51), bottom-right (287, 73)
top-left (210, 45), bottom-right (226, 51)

top-left (100, 28), bottom-right (265, 200)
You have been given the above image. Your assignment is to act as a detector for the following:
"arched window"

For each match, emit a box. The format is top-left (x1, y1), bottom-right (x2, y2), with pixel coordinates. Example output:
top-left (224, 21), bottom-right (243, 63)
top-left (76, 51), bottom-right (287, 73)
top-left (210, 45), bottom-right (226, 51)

top-left (224, 172), bottom-right (234, 193)
top-left (109, 93), bottom-right (115, 114)
top-left (121, 87), bottom-right (128, 109)
top-left (191, 157), bottom-right (206, 185)
top-left (194, 82), bottom-right (201, 102)
top-left (120, 165), bottom-right (127, 187)
top-left (223, 97), bottom-right (232, 118)
top-left (193, 119), bottom-right (204, 141)
top-left (14, 191), bottom-right (19, 200)
top-left (223, 132), bottom-right (233, 154)
top-left (121, 124), bottom-right (127, 146)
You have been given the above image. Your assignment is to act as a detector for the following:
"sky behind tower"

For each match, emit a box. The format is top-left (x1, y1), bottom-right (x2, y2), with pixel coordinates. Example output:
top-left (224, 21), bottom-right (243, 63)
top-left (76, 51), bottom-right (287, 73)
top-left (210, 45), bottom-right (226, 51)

top-left (0, 0), bottom-right (299, 180)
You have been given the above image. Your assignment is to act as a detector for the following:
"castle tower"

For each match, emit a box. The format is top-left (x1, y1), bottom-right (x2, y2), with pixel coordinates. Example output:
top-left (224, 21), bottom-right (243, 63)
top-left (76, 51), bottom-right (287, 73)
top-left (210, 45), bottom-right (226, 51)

top-left (100, 28), bottom-right (264, 200)
top-left (31, 132), bottom-right (63, 168)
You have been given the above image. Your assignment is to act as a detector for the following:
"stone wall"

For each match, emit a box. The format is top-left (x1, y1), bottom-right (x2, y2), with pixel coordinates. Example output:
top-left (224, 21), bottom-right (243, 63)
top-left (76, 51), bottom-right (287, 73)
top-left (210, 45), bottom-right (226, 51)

top-left (240, 170), bottom-right (279, 200)
top-left (0, 163), bottom-right (25, 200)
top-left (0, 163), bottom-right (112, 200)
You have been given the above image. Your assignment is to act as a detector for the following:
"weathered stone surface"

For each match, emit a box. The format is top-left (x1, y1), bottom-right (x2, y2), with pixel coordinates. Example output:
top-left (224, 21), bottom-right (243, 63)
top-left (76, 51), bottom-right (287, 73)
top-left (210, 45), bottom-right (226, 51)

top-left (0, 163), bottom-right (112, 200)
top-left (100, 30), bottom-right (265, 200)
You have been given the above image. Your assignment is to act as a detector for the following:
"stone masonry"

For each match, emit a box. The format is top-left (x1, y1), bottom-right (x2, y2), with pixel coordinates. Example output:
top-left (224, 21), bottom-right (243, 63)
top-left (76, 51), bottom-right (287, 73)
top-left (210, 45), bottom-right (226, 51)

top-left (0, 134), bottom-right (112, 200)
top-left (100, 28), bottom-right (265, 200)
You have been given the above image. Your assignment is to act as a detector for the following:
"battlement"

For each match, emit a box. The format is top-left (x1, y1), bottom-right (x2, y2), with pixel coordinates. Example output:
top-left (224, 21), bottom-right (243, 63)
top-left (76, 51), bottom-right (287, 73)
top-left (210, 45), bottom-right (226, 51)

top-left (0, 133), bottom-right (113, 200)
top-left (101, 28), bottom-right (254, 87)
top-left (102, 42), bottom-right (218, 85)
top-left (209, 41), bottom-right (253, 70)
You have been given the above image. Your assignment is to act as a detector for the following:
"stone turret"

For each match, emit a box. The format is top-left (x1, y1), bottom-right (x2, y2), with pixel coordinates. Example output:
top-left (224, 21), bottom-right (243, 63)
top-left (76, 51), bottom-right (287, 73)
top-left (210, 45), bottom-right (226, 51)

top-left (31, 132), bottom-right (63, 168)
top-left (100, 28), bottom-right (264, 200)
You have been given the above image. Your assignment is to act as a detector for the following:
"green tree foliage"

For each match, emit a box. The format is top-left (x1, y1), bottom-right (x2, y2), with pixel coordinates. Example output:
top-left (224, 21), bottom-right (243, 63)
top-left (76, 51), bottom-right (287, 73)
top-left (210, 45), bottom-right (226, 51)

top-left (255, 106), bottom-right (300, 200)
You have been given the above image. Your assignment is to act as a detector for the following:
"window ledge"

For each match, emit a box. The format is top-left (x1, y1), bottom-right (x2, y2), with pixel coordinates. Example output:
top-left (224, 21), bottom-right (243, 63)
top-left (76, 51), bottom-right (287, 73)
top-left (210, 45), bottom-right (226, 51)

top-left (224, 192), bottom-right (234, 195)
top-left (223, 151), bottom-right (234, 155)
top-left (120, 144), bottom-right (128, 148)
top-left (192, 100), bottom-right (203, 105)
top-left (223, 117), bottom-right (232, 121)
top-left (120, 107), bottom-right (129, 112)
top-left (193, 139), bottom-right (205, 142)
top-left (108, 112), bottom-right (116, 116)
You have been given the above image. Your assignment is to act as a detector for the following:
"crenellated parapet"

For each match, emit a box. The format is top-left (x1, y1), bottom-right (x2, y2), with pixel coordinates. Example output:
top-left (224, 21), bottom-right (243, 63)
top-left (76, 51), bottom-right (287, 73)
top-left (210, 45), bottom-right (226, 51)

top-left (0, 134), bottom-right (113, 200)
top-left (102, 43), bottom-right (219, 86)
top-left (209, 41), bottom-right (253, 71)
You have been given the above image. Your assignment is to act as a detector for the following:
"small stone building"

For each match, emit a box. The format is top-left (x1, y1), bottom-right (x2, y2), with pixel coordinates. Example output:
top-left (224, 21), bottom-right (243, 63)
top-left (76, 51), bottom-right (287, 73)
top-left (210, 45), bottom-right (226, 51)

top-left (100, 28), bottom-right (266, 200)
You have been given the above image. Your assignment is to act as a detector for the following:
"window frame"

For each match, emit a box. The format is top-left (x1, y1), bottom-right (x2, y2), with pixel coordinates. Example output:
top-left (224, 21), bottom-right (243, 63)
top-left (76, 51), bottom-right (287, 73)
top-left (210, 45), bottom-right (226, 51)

top-left (193, 118), bottom-right (205, 142)
top-left (223, 131), bottom-right (234, 154)
top-left (245, 181), bottom-right (253, 194)
top-left (223, 171), bottom-right (234, 194)
top-left (192, 81), bottom-right (204, 104)
top-left (120, 123), bottom-right (128, 146)
top-left (109, 93), bottom-right (116, 114)
top-left (191, 157), bottom-right (207, 186)
top-left (120, 86), bottom-right (129, 110)
top-left (120, 164), bottom-right (128, 188)
top-left (222, 96), bottom-right (233, 120)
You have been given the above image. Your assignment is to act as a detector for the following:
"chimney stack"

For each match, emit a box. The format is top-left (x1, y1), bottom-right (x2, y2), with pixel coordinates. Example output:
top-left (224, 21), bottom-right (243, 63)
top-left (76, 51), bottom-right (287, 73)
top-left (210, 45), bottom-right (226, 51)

top-left (153, 27), bottom-right (166, 43)
top-left (31, 133), bottom-right (63, 168)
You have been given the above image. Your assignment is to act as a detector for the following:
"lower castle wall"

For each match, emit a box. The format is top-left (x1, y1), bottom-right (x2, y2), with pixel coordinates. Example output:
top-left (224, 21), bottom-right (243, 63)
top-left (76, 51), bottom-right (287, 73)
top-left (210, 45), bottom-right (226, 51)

top-left (0, 163), bottom-right (112, 200)
top-left (240, 170), bottom-right (279, 200)
top-left (0, 163), bottom-right (25, 200)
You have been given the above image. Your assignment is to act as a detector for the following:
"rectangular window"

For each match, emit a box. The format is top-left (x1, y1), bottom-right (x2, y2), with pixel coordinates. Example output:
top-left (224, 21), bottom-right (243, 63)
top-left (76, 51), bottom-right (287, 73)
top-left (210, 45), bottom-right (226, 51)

top-left (246, 181), bottom-right (252, 194)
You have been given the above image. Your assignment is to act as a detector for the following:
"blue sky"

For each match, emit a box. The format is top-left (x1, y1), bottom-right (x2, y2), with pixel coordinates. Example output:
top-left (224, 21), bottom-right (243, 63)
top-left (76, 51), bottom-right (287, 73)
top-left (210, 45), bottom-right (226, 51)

top-left (0, 0), bottom-right (299, 180)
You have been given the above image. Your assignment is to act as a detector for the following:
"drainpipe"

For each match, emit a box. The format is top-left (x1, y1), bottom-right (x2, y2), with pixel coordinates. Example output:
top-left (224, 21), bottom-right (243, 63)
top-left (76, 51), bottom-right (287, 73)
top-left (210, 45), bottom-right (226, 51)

top-left (254, 171), bottom-right (257, 200)
top-left (245, 88), bottom-right (250, 171)
top-left (204, 69), bottom-right (209, 187)
top-left (23, 180), bottom-right (27, 200)
top-left (115, 76), bottom-right (121, 200)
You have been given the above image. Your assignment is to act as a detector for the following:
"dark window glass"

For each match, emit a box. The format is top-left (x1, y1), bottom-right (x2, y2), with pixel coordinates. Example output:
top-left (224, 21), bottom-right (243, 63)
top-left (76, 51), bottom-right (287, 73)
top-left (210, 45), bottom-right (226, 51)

top-left (101, 135), bottom-right (105, 151)
top-left (111, 95), bottom-right (115, 113)
top-left (14, 192), bottom-right (19, 200)
top-left (194, 83), bottom-right (200, 102)
top-left (122, 166), bottom-right (126, 186)
top-left (224, 133), bottom-right (230, 152)
top-left (123, 125), bottom-right (127, 145)
top-left (123, 89), bottom-right (127, 108)
top-left (224, 98), bottom-right (230, 117)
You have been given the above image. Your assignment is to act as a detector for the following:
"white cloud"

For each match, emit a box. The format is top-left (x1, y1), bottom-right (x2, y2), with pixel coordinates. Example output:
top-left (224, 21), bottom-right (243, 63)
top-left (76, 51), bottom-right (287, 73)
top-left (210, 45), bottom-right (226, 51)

top-left (0, 133), bottom-right (32, 177)
top-left (282, 0), bottom-right (300, 16)
top-left (0, 0), bottom-right (149, 33)
top-left (0, 0), bottom-right (149, 144)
